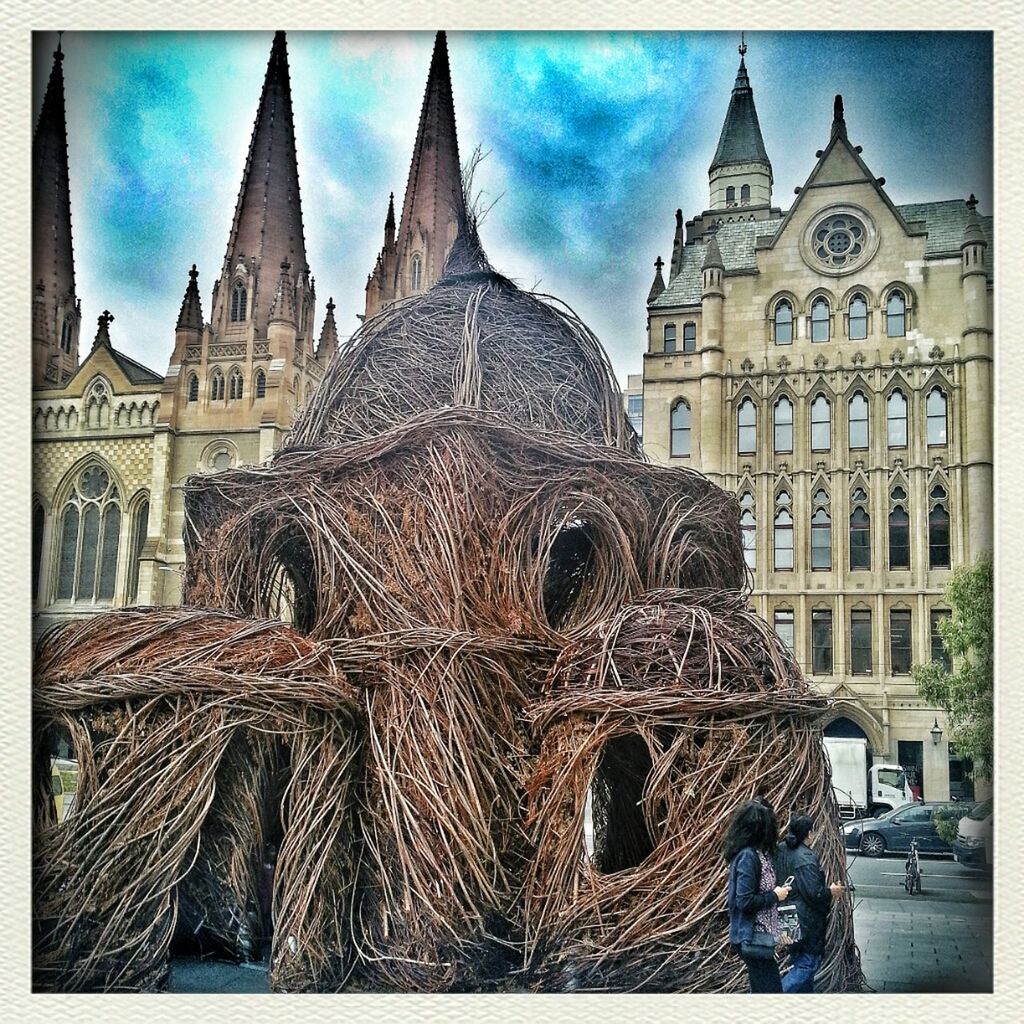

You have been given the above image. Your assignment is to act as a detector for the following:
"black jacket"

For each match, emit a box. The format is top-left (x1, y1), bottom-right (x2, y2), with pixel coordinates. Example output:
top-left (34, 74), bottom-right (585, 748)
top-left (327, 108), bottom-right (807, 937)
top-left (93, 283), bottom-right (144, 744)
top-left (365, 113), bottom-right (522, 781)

top-left (774, 840), bottom-right (832, 955)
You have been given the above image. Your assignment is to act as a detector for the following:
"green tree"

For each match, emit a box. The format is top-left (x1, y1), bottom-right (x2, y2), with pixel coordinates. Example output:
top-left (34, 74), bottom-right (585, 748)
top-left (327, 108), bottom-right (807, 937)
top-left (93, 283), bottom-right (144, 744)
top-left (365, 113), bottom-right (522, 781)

top-left (913, 555), bottom-right (993, 780)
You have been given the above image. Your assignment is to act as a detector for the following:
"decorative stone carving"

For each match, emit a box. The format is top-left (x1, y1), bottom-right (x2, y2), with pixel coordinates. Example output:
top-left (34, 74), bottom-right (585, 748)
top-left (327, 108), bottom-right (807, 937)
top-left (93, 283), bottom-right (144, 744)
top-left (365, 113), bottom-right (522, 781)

top-left (891, 348), bottom-right (904, 365)
top-left (777, 356), bottom-right (790, 372)
top-left (929, 344), bottom-right (945, 360)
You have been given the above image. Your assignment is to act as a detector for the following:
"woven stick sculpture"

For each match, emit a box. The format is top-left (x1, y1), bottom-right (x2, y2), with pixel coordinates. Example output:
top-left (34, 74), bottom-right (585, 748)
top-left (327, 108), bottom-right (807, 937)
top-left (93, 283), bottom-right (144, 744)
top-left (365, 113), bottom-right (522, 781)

top-left (33, 228), bottom-right (863, 993)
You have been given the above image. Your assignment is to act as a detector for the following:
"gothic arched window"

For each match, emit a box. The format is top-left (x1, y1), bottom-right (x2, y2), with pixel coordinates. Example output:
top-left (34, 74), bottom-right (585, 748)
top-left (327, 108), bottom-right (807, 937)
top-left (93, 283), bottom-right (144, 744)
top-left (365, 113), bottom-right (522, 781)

top-left (773, 299), bottom-right (793, 345)
top-left (738, 398), bottom-right (757, 455)
top-left (60, 315), bottom-right (74, 354)
top-left (811, 297), bottom-right (830, 343)
top-left (210, 369), bottom-right (225, 402)
top-left (886, 289), bottom-right (906, 337)
top-left (850, 489), bottom-right (871, 571)
top-left (229, 367), bottom-right (244, 401)
top-left (848, 293), bottom-right (868, 340)
top-left (187, 373), bottom-right (199, 403)
top-left (230, 282), bottom-right (247, 323)
top-left (55, 464), bottom-right (121, 604)
top-left (255, 369), bottom-right (267, 399)
top-left (670, 399), bottom-right (691, 457)
top-left (927, 387), bottom-right (948, 446)
top-left (889, 488), bottom-right (910, 570)
top-left (929, 485), bottom-right (951, 567)
top-left (740, 183), bottom-right (751, 202)
top-left (811, 394), bottom-right (831, 452)
top-left (411, 253), bottom-right (423, 292)
top-left (773, 395), bottom-right (794, 454)
top-left (32, 501), bottom-right (45, 600)
top-left (811, 489), bottom-right (832, 570)
top-left (126, 498), bottom-right (150, 603)
top-left (726, 185), bottom-right (736, 203)
top-left (887, 389), bottom-right (908, 447)
top-left (774, 490), bottom-right (793, 571)
top-left (848, 391), bottom-right (869, 450)
top-left (740, 490), bottom-right (756, 570)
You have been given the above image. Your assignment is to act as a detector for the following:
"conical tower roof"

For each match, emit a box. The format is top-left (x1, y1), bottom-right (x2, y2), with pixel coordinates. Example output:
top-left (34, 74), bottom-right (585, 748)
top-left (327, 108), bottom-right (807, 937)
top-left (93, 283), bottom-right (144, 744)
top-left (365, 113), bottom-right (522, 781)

top-left (176, 264), bottom-right (204, 331)
top-left (394, 32), bottom-right (466, 277)
top-left (709, 47), bottom-right (771, 177)
top-left (218, 31), bottom-right (307, 331)
top-left (33, 39), bottom-right (76, 340)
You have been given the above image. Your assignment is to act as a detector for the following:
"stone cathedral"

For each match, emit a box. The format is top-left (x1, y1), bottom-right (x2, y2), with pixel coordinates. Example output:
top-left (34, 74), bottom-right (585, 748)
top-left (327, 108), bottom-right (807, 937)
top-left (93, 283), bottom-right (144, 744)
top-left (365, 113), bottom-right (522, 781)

top-left (637, 42), bottom-right (992, 802)
top-left (31, 32), bottom-right (462, 638)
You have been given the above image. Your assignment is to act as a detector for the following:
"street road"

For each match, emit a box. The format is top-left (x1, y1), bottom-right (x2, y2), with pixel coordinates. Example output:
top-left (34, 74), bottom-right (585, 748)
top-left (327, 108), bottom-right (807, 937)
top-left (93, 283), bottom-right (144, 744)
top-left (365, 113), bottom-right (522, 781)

top-left (846, 852), bottom-right (993, 993)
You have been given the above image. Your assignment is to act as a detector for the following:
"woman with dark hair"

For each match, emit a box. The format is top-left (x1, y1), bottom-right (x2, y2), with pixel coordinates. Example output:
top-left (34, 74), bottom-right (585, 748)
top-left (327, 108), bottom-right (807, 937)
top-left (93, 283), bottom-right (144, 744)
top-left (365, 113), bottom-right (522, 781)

top-left (724, 799), bottom-right (792, 992)
top-left (774, 812), bottom-right (846, 993)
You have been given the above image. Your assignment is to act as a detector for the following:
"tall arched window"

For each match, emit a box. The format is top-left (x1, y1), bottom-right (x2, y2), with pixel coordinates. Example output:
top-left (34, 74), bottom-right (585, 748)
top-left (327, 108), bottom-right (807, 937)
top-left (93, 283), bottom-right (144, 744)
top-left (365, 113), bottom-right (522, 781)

top-left (210, 369), bottom-right (225, 401)
top-left (811, 489), bottom-right (832, 570)
top-left (848, 392), bottom-right (869, 449)
top-left (740, 183), bottom-right (751, 202)
top-left (811, 297), bottom-right (830, 342)
top-left (670, 399), bottom-right (691, 457)
top-left (726, 185), bottom-right (736, 203)
top-left (773, 396), bottom-right (794, 454)
top-left (929, 485), bottom-right (951, 567)
top-left (255, 369), bottom-right (267, 399)
top-left (886, 289), bottom-right (906, 337)
top-left (740, 490), bottom-right (756, 570)
top-left (927, 387), bottom-right (948, 445)
top-left (32, 501), bottom-right (45, 600)
top-left (773, 299), bottom-right (793, 345)
top-left (55, 464), bottom-right (121, 604)
top-left (811, 394), bottom-right (831, 452)
top-left (663, 323), bottom-right (677, 353)
top-left (60, 316), bottom-right (74, 354)
top-left (126, 498), bottom-right (150, 603)
top-left (848, 293), bottom-right (868, 340)
top-left (411, 253), bottom-right (423, 292)
top-left (774, 490), bottom-right (793, 570)
top-left (887, 389), bottom-right (908, 447)
top-left (737, 398), bottom-right (757, 455)
top-left (682, 322), bottom-right (697, 353)
top-left (850, 487), bottom-right (870, 570)
top-left (187, 373), bottom-right (199, 403)
top-left (228, 367), bottom-right (244, 401)
top-left (230, 282), bottom-right (247, 322)
top-left (888, 486), bottom-right (910, 570)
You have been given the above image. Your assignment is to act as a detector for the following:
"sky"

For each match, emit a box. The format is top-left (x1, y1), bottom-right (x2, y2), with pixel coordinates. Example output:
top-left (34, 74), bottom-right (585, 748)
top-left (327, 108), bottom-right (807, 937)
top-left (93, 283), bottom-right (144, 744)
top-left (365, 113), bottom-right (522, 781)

top-left (33, 31), bottom-right (993, 386)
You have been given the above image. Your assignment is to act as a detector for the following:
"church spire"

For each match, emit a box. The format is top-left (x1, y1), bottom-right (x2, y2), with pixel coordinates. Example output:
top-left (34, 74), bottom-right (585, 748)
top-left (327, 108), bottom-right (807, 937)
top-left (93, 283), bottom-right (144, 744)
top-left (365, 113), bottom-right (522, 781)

top-left (214, 31), bottom-right (308, 334)
top-left (395, 32), bottom-right (466, 289)
top-left (33, 35), bottom-right (80, 386)
top-left (176, 264), bottom-right (204, 331)
top-left (316, 297), bottom-right (339, 363)
top-left (363, 32), bottom-right (467, 317)
top-left (647, 257), bottom-right (666, 303)
top-left (708, 36), bottom-right (773, 211)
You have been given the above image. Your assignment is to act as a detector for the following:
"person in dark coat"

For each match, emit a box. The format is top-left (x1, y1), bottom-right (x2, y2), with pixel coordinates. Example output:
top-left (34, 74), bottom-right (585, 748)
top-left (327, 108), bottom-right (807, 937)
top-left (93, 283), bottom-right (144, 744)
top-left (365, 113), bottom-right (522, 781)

top-left (774, 812), bottom-right (846, 993)
top-left (724, 799), bottom-right (792, 993)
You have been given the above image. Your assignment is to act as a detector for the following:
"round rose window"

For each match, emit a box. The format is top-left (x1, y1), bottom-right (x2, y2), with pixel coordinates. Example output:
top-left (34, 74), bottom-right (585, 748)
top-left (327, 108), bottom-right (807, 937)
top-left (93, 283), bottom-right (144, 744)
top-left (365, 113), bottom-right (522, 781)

top-left (812, 214), bottom-right (867, 269)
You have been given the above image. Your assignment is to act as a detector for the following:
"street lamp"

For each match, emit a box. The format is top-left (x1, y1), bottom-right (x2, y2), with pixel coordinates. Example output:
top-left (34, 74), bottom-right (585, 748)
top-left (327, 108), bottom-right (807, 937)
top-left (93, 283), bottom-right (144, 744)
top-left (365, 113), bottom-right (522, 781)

top-left (930, 718), bottom-right (943, 745)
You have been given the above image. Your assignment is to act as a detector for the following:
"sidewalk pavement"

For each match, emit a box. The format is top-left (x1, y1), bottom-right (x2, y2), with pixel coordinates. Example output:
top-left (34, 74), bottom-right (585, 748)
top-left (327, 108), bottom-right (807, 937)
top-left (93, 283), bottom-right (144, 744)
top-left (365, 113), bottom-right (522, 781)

top-left (854, 897), bottom-right (992, 993)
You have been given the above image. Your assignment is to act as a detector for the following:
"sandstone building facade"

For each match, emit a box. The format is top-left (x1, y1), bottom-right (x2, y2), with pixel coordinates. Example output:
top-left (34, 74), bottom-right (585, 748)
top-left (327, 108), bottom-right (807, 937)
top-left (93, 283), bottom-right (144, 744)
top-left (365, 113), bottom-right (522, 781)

top-left (640, 43), bottom-right (992, 800)
top-left (31, 32), bottom-right (460, 639)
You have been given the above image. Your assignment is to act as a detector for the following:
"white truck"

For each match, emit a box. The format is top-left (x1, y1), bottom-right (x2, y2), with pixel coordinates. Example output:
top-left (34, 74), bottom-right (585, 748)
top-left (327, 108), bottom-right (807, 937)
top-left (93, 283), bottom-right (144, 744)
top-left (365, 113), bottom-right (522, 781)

top-left (823, 736), bottom-right (914, 820)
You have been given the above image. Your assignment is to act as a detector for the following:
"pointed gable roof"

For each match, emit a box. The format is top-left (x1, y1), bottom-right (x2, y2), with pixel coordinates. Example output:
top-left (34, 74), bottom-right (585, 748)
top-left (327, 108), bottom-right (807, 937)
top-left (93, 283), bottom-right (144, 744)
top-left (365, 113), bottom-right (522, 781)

top-left (395, 32), bottom-right (466, 265)
top-left (709, 49), bottom-right (771, 177)
top-left (219, 31), bottom-right (308, 330)
top-left (33, 39), bottom-right (76, 331)
top-left (763, 94), bottom-right (922, 253)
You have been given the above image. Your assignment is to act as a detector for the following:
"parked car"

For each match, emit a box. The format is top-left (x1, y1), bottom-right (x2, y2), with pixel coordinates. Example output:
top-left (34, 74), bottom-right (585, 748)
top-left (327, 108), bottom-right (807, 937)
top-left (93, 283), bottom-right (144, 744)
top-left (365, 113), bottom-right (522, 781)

top-left (843, 801), bottom-right (974, 857)
top-left (953, 798), bottom-right (992, 871)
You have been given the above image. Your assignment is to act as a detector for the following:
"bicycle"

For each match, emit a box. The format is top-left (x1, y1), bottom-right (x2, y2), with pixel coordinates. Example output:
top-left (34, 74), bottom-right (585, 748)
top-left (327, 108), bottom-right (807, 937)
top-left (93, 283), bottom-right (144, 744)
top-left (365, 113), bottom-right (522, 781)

top-left (903, 836), bottom-right (922, 895)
